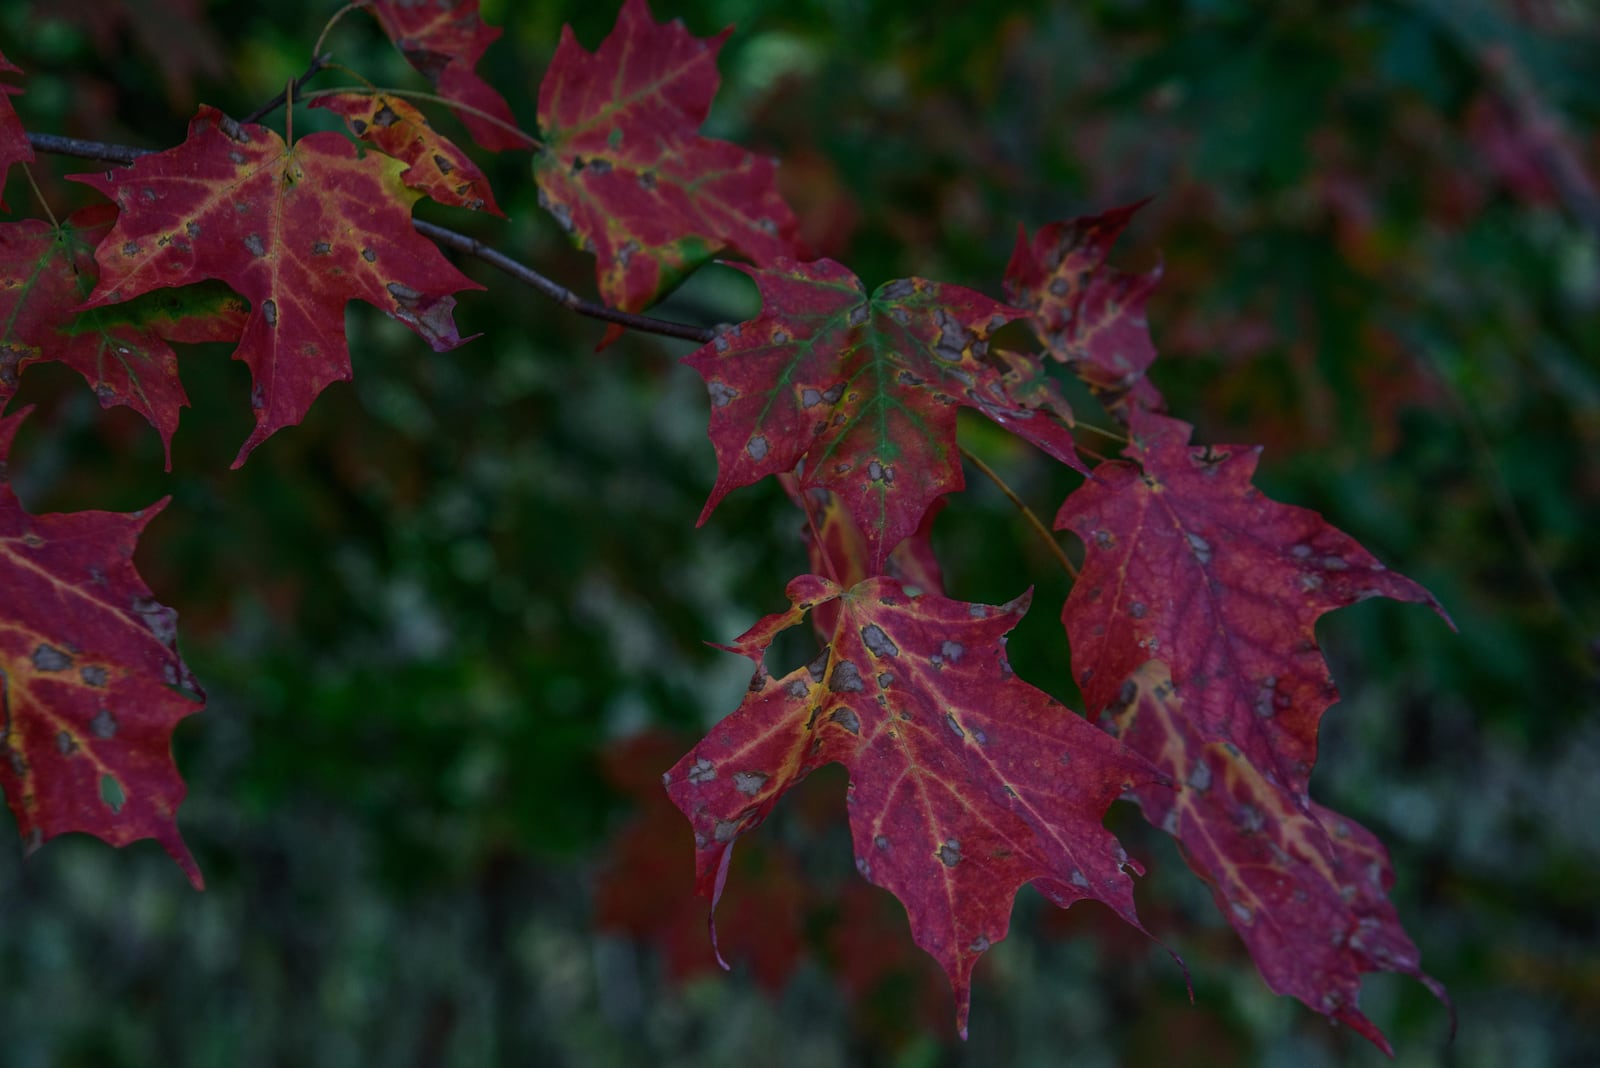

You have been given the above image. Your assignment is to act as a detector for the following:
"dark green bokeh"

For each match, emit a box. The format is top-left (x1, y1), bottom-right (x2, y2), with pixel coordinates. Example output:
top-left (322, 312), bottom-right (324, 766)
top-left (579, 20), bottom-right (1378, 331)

top-left (1, 0), bottom-right (1596, 1064)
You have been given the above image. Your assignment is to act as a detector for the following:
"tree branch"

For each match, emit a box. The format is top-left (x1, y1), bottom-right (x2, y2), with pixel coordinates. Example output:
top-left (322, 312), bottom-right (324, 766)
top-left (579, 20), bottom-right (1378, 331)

top-left (242, 53), bottom-right (333, 126)
top-left (25, 132), bottom-right (717, 346)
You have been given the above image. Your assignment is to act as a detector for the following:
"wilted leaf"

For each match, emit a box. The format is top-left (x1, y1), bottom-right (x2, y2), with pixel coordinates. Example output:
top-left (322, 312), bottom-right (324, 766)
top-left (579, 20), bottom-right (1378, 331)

top-left (0, 205), bottom-right (245, 467)
top-left (71, 106), bottom-right (482, 465)
top-left (1107, 663), bottom-right (1449, 1053)
top-left (310, 92), bottom-right (503, 215)
top-left (1005, 202), bottom-right (1165, 416)
top-left (688, 259), bottom-right (1085, 573)
top-left (0, 407), bottom-right (203, 886)
top-left (533, 0), bottom-right (801, 316)
top-left (666, 574), bottom-right (1163, 1036)
top-left (362, 0), bottom-right (522, 152)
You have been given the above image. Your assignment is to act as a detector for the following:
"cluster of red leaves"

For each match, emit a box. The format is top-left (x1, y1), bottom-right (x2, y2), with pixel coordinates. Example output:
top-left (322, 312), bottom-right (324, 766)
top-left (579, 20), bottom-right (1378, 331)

top-left (0, 1), bottom-right (1451, 1052)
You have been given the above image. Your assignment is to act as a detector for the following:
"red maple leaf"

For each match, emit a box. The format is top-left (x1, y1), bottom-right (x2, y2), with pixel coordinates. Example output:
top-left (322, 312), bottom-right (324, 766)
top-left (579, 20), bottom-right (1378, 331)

top-left (1056, 409), bottom-right (1452, 1046)
top-left (533, 0), bottom-right (802, 317)
top-left (309, 92), bottom-right (504, 216)
top-left (0, 205), bottom-right (245, 467)
top-left (1107, 664), bottom-right (1449, 1053)
top-left (687, 259), bottom-right (1085, 573)
top-left (1005, 202), bottom-right (1165, 416)
top-left (70, 106), bottom-right (483, 465)
top-left (362, 0), bottom-right (522, 152)
top-left (666, 574), bottom-right (1164, 1037)
top-left (0, 407), bottom-right (203, 887)
top-left (0, 50), bottom-right (34, 211)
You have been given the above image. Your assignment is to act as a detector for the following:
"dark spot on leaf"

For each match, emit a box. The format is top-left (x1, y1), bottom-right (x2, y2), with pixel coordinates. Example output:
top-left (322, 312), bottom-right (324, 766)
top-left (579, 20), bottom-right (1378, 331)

top-left (686, 758), bottom-right (715, 784)
top-left (32, 645), bottom-right (72, 672)
top-left (121, 241), bottom-right (139, 257)
top-left (80, 665), bottom-right (108, 687)
top-left (801, 387), bottom-right (823, 407)
top-left (940, 640), bottom-right (964, 663)
top-left (969, 935), bottom-right (990, 952)
top-left (713, 819), bottom-right (740, 843)
top-left (807, 649), bottom-right (830, 682)
top-left (745, 435), bottom-right (769, 461)
top-left (936, 839), bottom-right (962, 867)
top-left (829, 661), bottom-right (864, 692)
top-left (848, 304), bottom-right (869, 327)
top-left (829, 707), bottom-right (861, 734)
top-left (244, 233), bottom-right (265, 257)
top-left (387, 282), bottom-right (422, 302)
top-left (362, 248), bottom-right (377, 263)
top-left (874, 835), bottom-right (889, 851)
top-left (312, 241), bottom-right (331, 255)
top-left (639, 170), bottom-right (656, 190)
top-left (1130, 602), bottom-right (1147, 619)
top-left (706, 381), bottom-right (738, 407)
top-left (373, 103), bottom-right (398, 127)
top-left (351, 119), bottom-right (369, 135)
top-left (1186, 532), bottom-right (1213, 563)
top-left (860, 624), bottom-right (899, 658)
top-left (945, 712), bottom-right (964, 739)
top-left (880, 279), bottom-right (915, 301)
top-left (262, 299), bottom-right (278, 326)
top-left (732, 771), bottom-right (768, 795)
top-left (1187, 761), bottom-right (1213, 792)
top-left (185, 221), bottom-right (201, 238)
top-left (56, 731), bottom-right (76, 755)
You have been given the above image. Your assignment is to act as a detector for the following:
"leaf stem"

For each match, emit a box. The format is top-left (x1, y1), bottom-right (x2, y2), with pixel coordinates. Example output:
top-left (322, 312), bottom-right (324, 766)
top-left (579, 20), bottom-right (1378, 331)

top-left (310, 1), bottom-right (362, 61)
top-left (19, 165), bottom-right (60, 229)
top-left (957, 442), bottom-right (1078, 580)
top-left (1075, 420), bottom-right (1129, 446)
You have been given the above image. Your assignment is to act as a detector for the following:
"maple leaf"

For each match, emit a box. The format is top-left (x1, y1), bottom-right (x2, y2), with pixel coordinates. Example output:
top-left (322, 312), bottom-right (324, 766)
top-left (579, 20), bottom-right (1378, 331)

top-left (1056, 408), bottom-right (1449, 798)
top-left (0, 50), bottom-right (34, 212)
top-left (0, 407), bottom-right (203, 887)
top-left (0, 205), bottom-right (246, 467)
top-left (1107, 663), bottom-right (1449, 1053)
top-left (533, 0), bottom-right (802, 318)
top-left (666, 574), bottom-right (1163, 1037)
top-left (688, 259), bottom-right (1085, 573)
top-left (309, 92), bottom-right (504, 216)
top-left (70, 106), bottom-right (483, 466)
top-left (1005, 202), bottom-right (1165, 416)
top-left (362, 0), bottom-right (522, 152)
top-left (1056, 409), bottom-right (1452, 1046)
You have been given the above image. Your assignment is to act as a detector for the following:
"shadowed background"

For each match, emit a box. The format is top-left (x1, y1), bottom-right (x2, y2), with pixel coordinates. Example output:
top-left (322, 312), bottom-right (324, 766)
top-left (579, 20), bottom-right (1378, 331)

top-left (1, 0), bottom-right (1596, 1064)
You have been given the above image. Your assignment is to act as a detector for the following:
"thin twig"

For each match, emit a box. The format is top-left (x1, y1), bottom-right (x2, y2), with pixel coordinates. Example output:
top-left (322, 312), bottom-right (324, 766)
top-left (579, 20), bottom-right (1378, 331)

top-left (311, 1), bottom-right (362, 60)
top-left (241, 54), bottom-right (332, 126)
top-left (26, 132), bottom-right (718, 346)
top-left (411, 220), bottom-right (716, 344)
top-left (958, 442), bottom-right (1079, 580)
top-left (27, 132), bottom-right (149, 165)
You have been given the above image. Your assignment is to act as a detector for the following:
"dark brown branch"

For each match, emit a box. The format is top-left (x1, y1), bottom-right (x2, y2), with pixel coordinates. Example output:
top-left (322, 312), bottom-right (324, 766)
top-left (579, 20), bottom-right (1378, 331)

top-left (241, 53), bottom-right (333, 126)
top-left (27, 132), bottom-right (150, 165)
top-left (25, 132), bottom-right (718, 346)
top-left (409, 221), bottom-right (716, 344)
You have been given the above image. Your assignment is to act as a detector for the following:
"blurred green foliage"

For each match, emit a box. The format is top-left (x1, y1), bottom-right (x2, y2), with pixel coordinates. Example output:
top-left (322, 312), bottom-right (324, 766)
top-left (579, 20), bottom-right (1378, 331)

top-left (1, 0), bottom-right (1597, 1064)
